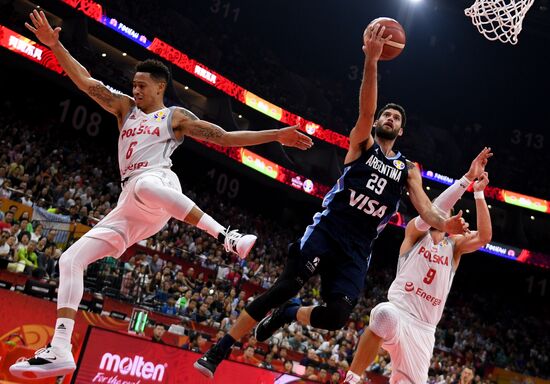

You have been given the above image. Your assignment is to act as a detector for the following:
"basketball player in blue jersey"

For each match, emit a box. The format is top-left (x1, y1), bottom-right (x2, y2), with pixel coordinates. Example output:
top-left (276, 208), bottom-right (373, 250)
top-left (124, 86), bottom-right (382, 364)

top-left (195, 23), bottom-right (468, 378)
top-left (10, 10), bottom-right (312, 379)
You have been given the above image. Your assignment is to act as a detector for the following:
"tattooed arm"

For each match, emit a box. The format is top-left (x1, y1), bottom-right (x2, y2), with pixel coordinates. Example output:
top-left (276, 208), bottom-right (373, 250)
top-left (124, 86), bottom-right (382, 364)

top-left (174, 108), bottom-right (313, 149)
top-left (49, 42), bottom-right (133, 119)
top-left (25, 10), bottom-right (134, 121)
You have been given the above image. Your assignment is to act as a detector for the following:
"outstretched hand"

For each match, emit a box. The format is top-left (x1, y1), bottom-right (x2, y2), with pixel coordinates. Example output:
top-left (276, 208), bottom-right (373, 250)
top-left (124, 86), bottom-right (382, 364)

top-left (25, 9), bottom-right (61, 48)
top-left (362, 23), bottom-right (392, 61)
top-left (278, 125), bottom-right (314, 150)
top-left (443, 210), bottom-right (470, 235)
top-left (473, 172), bottom-right (490, 192)
top-left (465, 147), bottom-right (493, 180)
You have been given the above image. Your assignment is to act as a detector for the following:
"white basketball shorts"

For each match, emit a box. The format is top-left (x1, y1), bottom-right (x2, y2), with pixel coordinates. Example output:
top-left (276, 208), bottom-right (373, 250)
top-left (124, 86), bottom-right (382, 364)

top-left (82, 168), bottom-right (182, 256)
top-left (370, 301), bottom-right (436, 384)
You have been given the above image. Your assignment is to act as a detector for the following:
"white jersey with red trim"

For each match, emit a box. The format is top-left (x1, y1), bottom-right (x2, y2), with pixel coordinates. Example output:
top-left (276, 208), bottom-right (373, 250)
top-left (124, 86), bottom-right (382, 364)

top-left (387, 233), bottom-right (456, 326)
top-left (118, 106), bottom-right (182, 179)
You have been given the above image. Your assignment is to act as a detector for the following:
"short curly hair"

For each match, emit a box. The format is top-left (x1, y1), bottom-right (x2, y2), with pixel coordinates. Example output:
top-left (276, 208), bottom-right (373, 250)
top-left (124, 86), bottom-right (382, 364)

top-left (135, 59), bottom-right (170, 83)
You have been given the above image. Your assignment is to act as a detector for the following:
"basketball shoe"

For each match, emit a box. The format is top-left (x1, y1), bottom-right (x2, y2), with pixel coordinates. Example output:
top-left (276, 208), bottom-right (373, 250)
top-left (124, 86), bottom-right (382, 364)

top-left (9, 344), bottom-right (76, 379)
top-left (223, 227), bottom-right (257, 259)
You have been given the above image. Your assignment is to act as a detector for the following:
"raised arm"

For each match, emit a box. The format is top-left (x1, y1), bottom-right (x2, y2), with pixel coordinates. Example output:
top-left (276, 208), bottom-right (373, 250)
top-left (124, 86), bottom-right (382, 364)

top-left (406, 161), bottom-right (468, 235)
top-left (345, 24), bottom-right (392, 164)
top-left (453, 173), bottom-right (492, 257)
top-left (173, 108), bottom-right (313, 149)
top-left (25, 10), bottom-right (133, 120)
top-left (415, 147), bottom-right (492, 231)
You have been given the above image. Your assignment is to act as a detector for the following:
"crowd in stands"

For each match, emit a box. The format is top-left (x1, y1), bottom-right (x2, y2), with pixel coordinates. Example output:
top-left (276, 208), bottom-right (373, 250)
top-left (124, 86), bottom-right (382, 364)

top-left (1, 97), bottom-right (548, 383)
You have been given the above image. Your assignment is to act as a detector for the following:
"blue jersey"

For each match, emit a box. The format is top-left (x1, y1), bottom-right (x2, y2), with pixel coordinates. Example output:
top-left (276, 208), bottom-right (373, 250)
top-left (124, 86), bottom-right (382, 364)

top-left (301, 142), bottom-right (408, 257)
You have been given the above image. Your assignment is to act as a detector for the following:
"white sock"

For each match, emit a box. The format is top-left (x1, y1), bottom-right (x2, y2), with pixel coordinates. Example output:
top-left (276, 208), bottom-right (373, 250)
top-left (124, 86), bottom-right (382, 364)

top-left (51, 318), bottom-right (74, 351)
top-left (344, 371), bottom-right (361, 384)
top-left (197, 214), bottom-right (225, 239)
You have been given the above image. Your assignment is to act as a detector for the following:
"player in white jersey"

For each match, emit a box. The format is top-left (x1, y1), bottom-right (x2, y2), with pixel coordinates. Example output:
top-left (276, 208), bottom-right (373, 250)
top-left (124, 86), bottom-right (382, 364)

top-left (10, 10), bottom-right (313, 379)
top-left (344, 148), bottom-right (493, 384)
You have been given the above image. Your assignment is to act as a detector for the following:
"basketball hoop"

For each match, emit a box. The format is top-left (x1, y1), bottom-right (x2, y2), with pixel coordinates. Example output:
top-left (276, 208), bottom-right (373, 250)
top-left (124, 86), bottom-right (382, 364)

top-left (465, 0), bottom-right (535, 44)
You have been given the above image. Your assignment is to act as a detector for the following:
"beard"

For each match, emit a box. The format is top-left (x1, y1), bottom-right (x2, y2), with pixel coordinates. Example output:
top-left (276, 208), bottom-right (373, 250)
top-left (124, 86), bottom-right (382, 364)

top-left (374, 122), bottom-right (400, 140)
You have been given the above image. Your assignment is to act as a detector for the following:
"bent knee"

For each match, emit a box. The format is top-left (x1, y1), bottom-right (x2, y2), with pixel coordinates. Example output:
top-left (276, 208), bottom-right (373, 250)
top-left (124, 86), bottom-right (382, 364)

top-left (369, 303), bottom-right (399, 341)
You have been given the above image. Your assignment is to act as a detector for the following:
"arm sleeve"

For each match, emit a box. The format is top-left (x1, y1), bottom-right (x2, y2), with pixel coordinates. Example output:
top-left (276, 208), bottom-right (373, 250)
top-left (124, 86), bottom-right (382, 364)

top-left (414, 175), bottom-right (472, 231)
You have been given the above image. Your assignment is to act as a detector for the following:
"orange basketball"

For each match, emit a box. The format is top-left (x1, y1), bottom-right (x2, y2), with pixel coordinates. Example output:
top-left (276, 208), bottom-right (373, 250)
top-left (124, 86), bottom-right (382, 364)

top-left (366, 17), bottom-right (406, 61)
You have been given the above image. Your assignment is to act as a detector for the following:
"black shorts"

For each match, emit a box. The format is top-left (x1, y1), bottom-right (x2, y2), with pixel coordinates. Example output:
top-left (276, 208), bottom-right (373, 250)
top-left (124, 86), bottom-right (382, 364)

top-left (292, 227), bottom-right (371, 303)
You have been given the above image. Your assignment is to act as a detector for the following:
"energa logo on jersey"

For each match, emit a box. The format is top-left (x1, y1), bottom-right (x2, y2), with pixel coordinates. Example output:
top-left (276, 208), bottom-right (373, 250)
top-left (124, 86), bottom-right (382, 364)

top-left (95, 352), bottom-right (167, 382)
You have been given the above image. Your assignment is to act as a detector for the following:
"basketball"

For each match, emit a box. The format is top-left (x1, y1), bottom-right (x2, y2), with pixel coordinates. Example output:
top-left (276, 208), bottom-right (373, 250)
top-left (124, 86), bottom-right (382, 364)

top-left (366, 17), bottom-right (406, 60)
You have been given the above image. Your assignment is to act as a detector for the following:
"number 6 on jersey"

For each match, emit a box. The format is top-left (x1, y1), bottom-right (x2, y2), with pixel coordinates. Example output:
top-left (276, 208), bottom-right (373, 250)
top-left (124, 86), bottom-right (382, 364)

top-left (126, 141), bottom-right (138, 159)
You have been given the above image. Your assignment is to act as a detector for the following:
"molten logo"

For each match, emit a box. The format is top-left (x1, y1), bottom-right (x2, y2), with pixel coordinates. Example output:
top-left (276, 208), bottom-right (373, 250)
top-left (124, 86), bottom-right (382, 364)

top-left (405, 282), bottom-right (414, 292)
top-left (99, 353), bottom-right (166, 381)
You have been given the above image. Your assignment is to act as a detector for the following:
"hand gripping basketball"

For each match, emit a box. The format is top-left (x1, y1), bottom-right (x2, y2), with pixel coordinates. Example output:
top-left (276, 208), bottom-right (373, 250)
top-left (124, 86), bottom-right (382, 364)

top-left (362, 23), bottom-right (393, 61)
top-left (364, 18), bottom-right (407, 61)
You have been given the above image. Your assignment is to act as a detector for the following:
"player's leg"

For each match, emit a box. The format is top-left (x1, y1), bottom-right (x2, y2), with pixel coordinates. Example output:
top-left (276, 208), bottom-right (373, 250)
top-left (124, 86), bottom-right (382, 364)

top-left (134, 171), bottom-right (256, 258)
top-left (344, 302), bottom-right (400, 384)
top-left (291, 243), bottom-right (366, 330)
top-left (252, 231), bottom-right (336, 341)
top-left (388, 314), bottom-right (435, 384)
top-left (9, 236), bottom-right (118, 379)
top-left (194, 242), bottom-right (310, 378)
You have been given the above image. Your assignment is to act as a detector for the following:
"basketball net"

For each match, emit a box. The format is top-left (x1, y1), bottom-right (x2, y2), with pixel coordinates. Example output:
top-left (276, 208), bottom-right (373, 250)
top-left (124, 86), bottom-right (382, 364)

top-left (465, 0), bottom-right (535, 44)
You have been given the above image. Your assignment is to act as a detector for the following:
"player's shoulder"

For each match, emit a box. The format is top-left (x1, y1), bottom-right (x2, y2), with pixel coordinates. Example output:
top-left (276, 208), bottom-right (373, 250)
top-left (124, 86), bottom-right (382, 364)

top-left (172, 106), bottom-right (199, 121)
top-left (405, 159), bottom-right (416, 170)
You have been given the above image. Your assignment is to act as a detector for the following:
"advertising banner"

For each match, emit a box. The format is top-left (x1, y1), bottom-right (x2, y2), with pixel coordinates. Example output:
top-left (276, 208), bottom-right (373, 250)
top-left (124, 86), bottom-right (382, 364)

top-left (74, 327), bottom-right (316, 384)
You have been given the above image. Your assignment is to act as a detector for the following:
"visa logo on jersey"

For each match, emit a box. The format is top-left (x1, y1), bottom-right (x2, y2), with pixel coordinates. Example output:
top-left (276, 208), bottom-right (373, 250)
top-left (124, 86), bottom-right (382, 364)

top-left (348, 188), bottom-right (387, 218)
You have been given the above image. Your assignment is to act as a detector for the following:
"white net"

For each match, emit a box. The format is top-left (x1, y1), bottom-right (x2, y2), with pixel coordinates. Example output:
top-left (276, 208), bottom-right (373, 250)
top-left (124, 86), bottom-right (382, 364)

top-left (465, 0), bottom-right (536, 44)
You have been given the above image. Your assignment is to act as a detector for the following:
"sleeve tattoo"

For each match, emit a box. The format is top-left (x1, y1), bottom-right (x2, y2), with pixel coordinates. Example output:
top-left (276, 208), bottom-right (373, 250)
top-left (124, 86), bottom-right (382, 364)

top-left (176, 107), bottom-right (199, 121)
top-left (88, 84), bottom-right (122, 108)
top-left (188, 122), bottom-right (225, 140)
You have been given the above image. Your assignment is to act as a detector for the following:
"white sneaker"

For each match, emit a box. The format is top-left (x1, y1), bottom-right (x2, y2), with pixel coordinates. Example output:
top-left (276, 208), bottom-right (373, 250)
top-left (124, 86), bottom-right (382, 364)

top-left (223, 228), bottom-right (257, 259)
top-left (9, 345), bottom-right (76, 379)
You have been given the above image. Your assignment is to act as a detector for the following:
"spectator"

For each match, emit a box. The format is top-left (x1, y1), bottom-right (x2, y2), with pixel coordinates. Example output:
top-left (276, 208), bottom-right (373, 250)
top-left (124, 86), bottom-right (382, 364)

top-left (37, 244), bottom-right (57, 278)
top-left (456, 367), bottom-right (475, 384)
top-left (303, 365), bottom-right (318, 381)
top-left (182, 332), bottom-right (206, 353)
top-left (161, 296), bottom-right (179, 316)
top-left (191, 302), bottom-right (211, 324)
top-left (0, 231), bottom-right (11, 257)
top-left (300, 348), bottom-right (320, 368)
top-left (0, 211), bottom-right (15, 231)
top-left (283, 360), bottom-right (294, 375)
top-left (181, 299), bottom-right (198, 318)
top-left (259, 353), bottom-right (275, 370)
top-left (15, 240), bottom-right (38, 273)
top-left (30, 223), bottom-right (44, 242)
top-left (236, 346), bottom-right (260, 365)
top-left (151, 323), bottom-right (166, 344)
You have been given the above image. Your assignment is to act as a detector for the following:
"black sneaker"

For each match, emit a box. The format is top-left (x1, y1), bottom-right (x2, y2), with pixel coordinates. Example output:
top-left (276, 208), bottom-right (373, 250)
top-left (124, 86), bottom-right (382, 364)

top-left (254, 300), bottom-right (300, 342)
top-left (193, 344), bottom-right (229, 378)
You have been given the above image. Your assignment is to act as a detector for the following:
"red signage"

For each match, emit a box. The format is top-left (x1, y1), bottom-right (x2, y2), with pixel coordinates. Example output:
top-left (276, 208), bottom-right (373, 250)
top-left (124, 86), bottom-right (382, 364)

top-left (73, 327), bottom-right (315, 384)
top-left (0, 25), bottom-right (64, 74)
